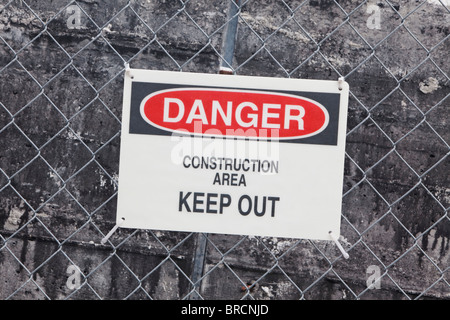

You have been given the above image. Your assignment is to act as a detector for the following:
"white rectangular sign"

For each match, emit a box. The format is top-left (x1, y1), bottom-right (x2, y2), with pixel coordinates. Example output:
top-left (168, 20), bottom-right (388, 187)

top-left (116, 69), bottom-right (349, 240)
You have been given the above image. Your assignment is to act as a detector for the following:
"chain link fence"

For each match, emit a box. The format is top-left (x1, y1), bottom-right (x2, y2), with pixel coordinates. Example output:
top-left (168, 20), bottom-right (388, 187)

top-left (0, 0), bottom-right (448, 300)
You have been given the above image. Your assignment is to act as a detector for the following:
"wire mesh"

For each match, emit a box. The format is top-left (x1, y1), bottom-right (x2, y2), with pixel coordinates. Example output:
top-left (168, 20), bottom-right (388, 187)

top-left (0, 0), bottom-right (448, 300)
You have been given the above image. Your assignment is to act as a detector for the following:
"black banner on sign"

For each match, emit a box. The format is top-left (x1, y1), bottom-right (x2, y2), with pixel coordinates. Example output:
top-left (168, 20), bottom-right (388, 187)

top-left (129, 82), bottom-right (341, 146)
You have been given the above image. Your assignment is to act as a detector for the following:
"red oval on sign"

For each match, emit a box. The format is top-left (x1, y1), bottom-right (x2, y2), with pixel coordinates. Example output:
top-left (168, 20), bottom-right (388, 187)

top-left (140, 88), bottom-right (329, 140)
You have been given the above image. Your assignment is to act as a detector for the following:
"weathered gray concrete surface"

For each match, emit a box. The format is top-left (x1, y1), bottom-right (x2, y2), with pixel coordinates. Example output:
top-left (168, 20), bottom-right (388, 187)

top-left (0, 0), bottom-right (448, 299)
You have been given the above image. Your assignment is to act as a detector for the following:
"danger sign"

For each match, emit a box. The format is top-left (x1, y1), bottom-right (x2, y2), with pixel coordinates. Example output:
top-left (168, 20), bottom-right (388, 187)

top-left (139, 88), bottom-right (329, 140)
top-left (117, 69), bottom-right (349, 240)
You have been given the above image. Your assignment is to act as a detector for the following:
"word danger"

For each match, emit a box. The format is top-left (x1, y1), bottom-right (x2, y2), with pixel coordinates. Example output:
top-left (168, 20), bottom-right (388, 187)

top-left (140, 88), bottom-right (329, 139)
top-left (178, 192), bottom-right (280, 217)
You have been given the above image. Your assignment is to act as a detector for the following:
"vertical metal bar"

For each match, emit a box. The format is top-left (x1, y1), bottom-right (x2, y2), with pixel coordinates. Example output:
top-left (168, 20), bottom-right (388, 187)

top-left (219, 0), bottom-right (241, 74)
top-left (189, 233), bottom-right (208, 300)
top-left (188, 0), bottom-right (242, 300)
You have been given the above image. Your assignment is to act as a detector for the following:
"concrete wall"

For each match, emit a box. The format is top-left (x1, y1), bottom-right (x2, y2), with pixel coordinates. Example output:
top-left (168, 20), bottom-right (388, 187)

top-left (0, 0), bottom-right (448, 299)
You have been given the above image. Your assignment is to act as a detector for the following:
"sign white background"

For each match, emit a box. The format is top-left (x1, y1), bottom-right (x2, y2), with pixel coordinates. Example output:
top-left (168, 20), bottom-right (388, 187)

top-left (117, 70), bottom-right (349, 240)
